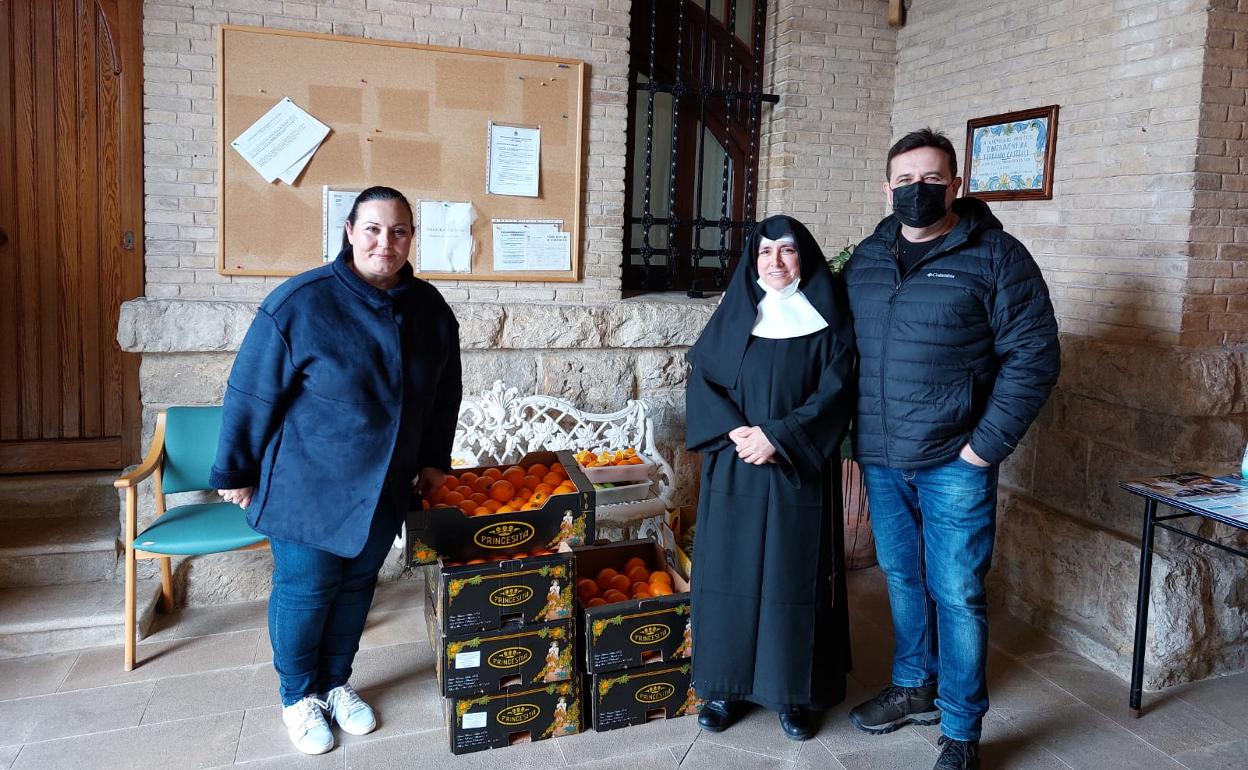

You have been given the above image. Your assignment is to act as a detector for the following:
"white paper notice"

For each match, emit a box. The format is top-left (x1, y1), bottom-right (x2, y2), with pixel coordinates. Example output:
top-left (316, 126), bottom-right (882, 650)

top-left (322, 187), bottom-right (360, 261)
top-left (525, 232), bottom-right (571, 271)
top-left (419, 201), bottom-right (474, 273)
top-left (455, 650), bottom-right (481, 669)
top-left (231, 97), bottom-right (330, 184)
top-left (462, 712), bottom-right (487, 729)
top-left (487, 122), bottom-right (541, 197)
top-left (492, 221), bottom-right (562, 271)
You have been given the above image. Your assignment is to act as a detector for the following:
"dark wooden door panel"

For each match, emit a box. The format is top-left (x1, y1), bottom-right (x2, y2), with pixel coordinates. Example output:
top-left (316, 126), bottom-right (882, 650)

top-left (0, 0), bottom-right (143, 473)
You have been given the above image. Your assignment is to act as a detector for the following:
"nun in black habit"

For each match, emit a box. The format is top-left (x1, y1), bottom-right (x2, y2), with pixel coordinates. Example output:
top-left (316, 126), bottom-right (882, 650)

top-left (685, 215), bottom-right (856, 741)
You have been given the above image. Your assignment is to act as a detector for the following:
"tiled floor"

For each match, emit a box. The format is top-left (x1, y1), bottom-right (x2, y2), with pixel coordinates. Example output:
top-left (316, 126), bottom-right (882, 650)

top-left (2, 568), bottom-right (1247, 769)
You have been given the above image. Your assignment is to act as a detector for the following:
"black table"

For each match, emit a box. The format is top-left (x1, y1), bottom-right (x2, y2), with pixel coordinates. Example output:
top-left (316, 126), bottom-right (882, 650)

top-left (1120, 477), bottom-right (1248, 717)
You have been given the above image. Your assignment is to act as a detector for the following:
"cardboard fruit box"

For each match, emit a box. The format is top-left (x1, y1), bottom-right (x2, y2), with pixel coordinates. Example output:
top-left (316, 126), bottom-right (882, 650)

top-left (446, 679), bottom-right (581, 755)
top-left (405, 450), bottom-right (595, 566)
top-left (588, 662), bottom-right (703, 732)
top-left (426, 602), bottom-right (575, 698)
top-left (573, 539), bottom-right (693, 675)
top-left (423, 550), bottom-right (575, 635)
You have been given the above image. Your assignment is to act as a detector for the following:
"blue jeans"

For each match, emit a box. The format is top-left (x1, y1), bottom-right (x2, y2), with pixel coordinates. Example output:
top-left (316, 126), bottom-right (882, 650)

top-left (268, 508), bottom-right (399, 706)
top-left (862, 457), bottom-right (998, 742)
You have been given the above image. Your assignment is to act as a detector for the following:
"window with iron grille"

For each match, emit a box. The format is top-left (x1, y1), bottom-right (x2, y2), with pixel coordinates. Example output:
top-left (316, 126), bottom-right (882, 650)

top-left (623, 0), bottom-right (778, 296)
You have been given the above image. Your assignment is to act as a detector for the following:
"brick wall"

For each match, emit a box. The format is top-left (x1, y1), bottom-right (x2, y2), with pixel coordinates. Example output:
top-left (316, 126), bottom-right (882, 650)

top-left (757, 0), bottom-right (896, 253)
top-left (1183, 0), bottom-right (1248, 346)
top-left (893, 0), bottom-right (1210, 345)
top-left (141, 0), bottom-right (629, 303)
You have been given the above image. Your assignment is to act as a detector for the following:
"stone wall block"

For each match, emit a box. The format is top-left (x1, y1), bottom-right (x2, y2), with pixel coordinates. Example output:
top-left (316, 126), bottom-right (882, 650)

top-left (603, 302), bottom-right (715, 348)
top-left (138, 353), bottom-right (235, 406)
top-left (636, 349), bottom-right (692, 390)
top-left (118, 298), bottom-right (257, 352)
top-left (537, 350), bottom-right (635, 412)
top-left (1059, 337), bottom-right (1246, 417)
top-left (461, 350), bottom-right (539, 399)
top-left (500, 303), bottom-right (607, 349)
top-left (453, 302), bottom-right (505, 349)
top-left (1030, 425), bottom-right (1091, 520)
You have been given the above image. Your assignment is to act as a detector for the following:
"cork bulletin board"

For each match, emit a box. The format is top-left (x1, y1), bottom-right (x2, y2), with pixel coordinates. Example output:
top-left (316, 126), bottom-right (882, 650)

top-left (216, 25), bottom-right (585, 280)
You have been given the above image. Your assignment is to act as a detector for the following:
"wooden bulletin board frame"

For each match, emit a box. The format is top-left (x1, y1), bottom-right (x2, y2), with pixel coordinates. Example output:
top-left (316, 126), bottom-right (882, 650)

top-left (217, 25), bottom-right (585, 280)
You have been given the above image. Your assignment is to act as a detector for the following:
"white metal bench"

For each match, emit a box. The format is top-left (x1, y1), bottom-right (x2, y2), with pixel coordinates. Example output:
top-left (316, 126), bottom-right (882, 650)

top-left (450, 380), bottom-right (675, 533)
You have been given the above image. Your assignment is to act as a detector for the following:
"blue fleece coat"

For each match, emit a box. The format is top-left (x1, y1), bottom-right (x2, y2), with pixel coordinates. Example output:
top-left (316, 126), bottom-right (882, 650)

top-left (208, 249), bottom-right (462, 558)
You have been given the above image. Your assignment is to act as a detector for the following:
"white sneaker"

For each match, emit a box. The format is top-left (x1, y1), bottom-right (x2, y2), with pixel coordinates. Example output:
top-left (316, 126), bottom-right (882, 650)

top-left (281, 695), bottom-right (334, 755)
top-left (323, 684), bottom-right (377, 736)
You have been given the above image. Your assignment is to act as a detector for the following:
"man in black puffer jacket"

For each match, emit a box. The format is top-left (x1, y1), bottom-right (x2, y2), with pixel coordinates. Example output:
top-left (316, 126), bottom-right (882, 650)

top-left (843, 129), bottom-right (1059, 770)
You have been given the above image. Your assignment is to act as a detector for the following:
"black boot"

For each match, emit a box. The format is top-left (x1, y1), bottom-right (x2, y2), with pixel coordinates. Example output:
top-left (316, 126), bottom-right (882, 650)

top-left (697, 699), bottom-right (747, 733)
top-left (848, 683), bottom-right (940, 734)
top-left (777, 707), bottom-right (817, 741)
top-left (934, 736), bottom-right (979, 770)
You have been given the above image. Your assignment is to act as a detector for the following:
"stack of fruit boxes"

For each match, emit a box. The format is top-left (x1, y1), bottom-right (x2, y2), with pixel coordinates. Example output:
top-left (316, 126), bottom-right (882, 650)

top-left (419, 455), bottom-right (593, 755)
top-left (573, 539), bottom-right (704, 731)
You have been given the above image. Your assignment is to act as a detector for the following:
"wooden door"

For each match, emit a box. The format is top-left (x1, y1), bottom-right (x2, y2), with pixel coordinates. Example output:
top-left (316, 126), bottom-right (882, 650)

top-left (0, 0), bottom-right (144, 473)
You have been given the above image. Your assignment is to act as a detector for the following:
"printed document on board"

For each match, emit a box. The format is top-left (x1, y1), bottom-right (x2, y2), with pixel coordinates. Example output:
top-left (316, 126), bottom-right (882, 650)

top-left (419, 201), bottom-right (475, 273)
top-left (231, 97), bottom-right (330, 184)
top-left (486, 122), bottom-right (541, 197)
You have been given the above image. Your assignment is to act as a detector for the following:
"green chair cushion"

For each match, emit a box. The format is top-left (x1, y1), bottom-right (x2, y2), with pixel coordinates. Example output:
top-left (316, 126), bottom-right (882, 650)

top-left (133, 502), bottom-right (266, 556)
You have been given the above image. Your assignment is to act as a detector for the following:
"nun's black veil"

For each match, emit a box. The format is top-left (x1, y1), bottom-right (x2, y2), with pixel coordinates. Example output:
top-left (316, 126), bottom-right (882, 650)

top-left (686, 215), bottom-right (853, 389)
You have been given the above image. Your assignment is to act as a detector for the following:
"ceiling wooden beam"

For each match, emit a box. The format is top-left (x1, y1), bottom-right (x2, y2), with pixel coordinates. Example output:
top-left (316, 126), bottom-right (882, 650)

top-left (888, 0), bottom-right (906, 27)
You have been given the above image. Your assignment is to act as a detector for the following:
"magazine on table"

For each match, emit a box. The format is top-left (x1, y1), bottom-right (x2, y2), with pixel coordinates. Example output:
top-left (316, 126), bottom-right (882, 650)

top-left (1124, 473), bottom-right (1248, 521)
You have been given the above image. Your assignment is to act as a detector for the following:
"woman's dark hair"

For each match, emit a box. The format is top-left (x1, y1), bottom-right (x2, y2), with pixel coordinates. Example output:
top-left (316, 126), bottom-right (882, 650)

top-left (885, 127), bottom-right (958, 181)
top-left (341, 186), bottom-right (413, 249)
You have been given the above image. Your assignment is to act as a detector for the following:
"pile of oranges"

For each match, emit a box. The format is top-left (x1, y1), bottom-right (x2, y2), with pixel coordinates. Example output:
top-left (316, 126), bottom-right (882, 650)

top-left (574, 447), bottom-right (646, 468)
top-left (578, 556), bottom-right (674, 607)
top-left (424, 462), bottom-right (578, 517)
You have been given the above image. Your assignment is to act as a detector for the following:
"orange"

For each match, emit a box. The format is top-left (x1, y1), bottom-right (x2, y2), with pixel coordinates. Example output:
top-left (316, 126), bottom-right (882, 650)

top-left (455, 485), bottom-right (474, 498)
top-left (609, 574), bottom-right (632, 593)
top-left (517, 487), bottom-right (533, 501)
top-left (649, 571), bottom-right (672, 587)
top-left (482, 467), bottom-right (503, 480)
top-left (502, 467), bottom-right (526, 488)
top-left (632, 583), bottom-right (653, 598)
top-left (550, 463), bottom-right (567, 477)
top-left (489, 480), bottom-right (515, 503)
top-left (521, 502), bottom-right (540, 511)
top-left (587, 597), bottom-right (607, 608)
top-left (535, 483), bottom-right (553, 496)
top-left (522, 474), bottom-right (542, 491)
top-left (496, 504), bottom-right (516, 513)
top-left (626, 566), bottom-right (650, 584)
top-left (443, 491), bottom-right (464, 506)
top-left (596, 568), bottom-right (619, 591)
top-left (469, 492), bottom-right (488, 506)
top-left (624, 557), bottom-right (647, 573)
top-left (511, 552), bottom-right (529, 559)
top-left (529, 491), bottom-right (550, 506)
top-left (528, 463), bottom-right (549, 479)
top-left (507, 497), bottom-right (526, 509)
top-left (466, 558), bottom-right (487, 565)
top-left (554, 481), bottom-right (576, 494)
top-left (459, 471), bottom-right (479, 486)
top-left (471, 477), bottom-right (492, 495)
top-left (603, 589), bottom-right (629, 603)
top-left (472, 506), bottom-right (492, 517)
top-left (650, 584), bottom-right (673, 596)
top-left (421, 500), bottom-right (431, 510)
top-left (433, 485), bottom-right (449, 503)
top-left (484, 499), bottom-right (502, 512)
top-left (541, 472), bottom-right (563, 487)
top-left (457, 500), bottom-right (476, 515)
top-left (577, 578), bottom-right (600, 600)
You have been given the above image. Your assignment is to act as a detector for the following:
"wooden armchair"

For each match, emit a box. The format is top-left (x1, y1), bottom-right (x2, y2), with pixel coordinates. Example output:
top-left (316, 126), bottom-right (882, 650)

top-left (113, 406), bottom-right (267, 670)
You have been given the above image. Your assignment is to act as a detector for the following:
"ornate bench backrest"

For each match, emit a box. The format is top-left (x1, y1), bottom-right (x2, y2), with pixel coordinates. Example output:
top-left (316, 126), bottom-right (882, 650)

top-left (453, 380), bottom-right (675, 506)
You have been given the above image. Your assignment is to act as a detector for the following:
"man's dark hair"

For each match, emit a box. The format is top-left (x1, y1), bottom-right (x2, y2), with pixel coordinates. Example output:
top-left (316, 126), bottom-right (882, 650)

top-left (885, 128), bottom-right (958, 181)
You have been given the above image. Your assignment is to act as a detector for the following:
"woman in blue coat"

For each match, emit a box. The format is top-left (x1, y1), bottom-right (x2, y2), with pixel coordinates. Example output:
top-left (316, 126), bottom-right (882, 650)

top-left (211, 186), bottom-right (461, 755)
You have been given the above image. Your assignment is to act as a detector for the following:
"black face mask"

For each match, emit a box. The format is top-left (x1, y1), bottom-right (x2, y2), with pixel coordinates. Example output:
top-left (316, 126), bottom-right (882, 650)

top-left (891, 181), bottom-right (949, 228)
